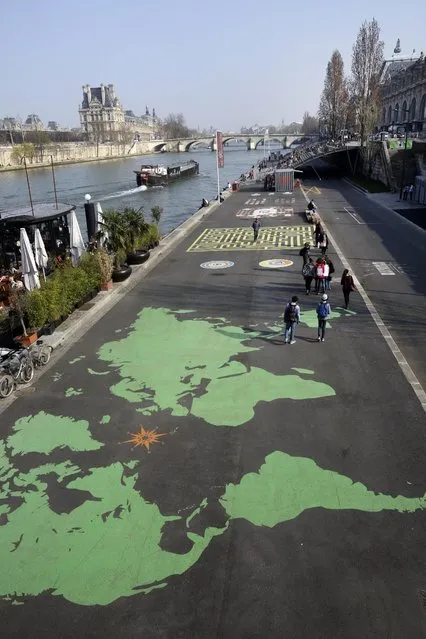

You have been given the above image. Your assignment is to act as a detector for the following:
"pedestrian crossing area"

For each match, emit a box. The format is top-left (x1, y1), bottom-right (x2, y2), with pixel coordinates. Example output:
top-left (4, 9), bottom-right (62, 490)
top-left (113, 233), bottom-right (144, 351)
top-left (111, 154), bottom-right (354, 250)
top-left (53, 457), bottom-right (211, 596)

top-left (187, 226), bottom-right (314, 252)
top-left (244, 196), bottom-right (296, 206)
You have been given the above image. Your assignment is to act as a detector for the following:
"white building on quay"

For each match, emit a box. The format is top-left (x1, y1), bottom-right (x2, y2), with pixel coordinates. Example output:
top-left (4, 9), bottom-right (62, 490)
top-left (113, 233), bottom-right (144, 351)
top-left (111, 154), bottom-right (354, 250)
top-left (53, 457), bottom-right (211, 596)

top-left (78, 84), bottom-right (157, 141)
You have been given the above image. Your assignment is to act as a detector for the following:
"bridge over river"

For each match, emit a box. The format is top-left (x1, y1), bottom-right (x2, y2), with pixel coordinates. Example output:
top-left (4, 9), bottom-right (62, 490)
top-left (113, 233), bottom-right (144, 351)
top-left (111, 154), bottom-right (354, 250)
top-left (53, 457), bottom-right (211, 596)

top-left (149, 133), bottom-right (319, 153)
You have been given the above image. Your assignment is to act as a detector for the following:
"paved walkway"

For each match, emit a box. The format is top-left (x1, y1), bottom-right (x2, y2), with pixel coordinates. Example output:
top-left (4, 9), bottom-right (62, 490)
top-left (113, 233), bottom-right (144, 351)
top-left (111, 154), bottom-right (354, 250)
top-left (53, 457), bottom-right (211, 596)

top-left (1, 182), bottom-right (426, 638)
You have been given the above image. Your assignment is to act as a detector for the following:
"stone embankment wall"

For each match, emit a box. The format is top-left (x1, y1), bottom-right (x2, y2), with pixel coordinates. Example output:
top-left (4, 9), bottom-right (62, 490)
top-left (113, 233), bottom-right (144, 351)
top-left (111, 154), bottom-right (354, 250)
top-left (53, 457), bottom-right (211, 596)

top-left (0, 140), bottom-right (154, 170)
top-left (358, 141), bottom-right (394, 188)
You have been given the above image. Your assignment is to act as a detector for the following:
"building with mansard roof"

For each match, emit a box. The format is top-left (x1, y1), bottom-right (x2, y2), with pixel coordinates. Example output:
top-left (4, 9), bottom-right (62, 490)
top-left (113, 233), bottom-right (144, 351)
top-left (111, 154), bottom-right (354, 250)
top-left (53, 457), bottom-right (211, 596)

top-left (78, 84), bottom-right (157, 142)
top-left (379, 49), bottom-right (426, 137)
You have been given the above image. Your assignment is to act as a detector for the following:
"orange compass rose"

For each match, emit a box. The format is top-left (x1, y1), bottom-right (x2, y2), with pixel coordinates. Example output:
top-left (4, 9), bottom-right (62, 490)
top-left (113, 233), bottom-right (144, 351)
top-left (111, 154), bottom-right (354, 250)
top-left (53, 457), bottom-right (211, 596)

top-left (123, 426), bottom-right (167, 451)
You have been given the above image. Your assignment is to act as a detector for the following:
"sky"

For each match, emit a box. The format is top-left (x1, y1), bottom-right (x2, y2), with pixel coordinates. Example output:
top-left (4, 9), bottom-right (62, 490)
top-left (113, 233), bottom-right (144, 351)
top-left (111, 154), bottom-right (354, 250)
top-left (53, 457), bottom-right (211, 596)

top-left (2, 0), bottom-right (426, 132)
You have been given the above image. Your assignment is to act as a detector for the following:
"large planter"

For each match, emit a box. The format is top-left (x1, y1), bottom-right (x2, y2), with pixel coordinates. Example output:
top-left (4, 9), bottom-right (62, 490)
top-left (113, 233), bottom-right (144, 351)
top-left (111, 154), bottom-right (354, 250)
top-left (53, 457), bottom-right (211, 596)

top-left (75, 292), bottom-right (92, 309)
top-left (127, 250), bottom-right (150, 265)
top-left (101, 280), bottom-right (113, 291)
top-left (16, 332), bottom-right (38, 347)
top-left (40, 320), bottom-right (56, 336)
top-left (112, 266), bottom-right (132, 283)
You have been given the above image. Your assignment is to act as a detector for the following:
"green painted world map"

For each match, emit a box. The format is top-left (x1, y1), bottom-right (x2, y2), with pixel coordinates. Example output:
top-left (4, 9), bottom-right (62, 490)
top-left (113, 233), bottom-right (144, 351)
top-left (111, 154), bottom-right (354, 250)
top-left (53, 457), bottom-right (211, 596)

top-left (0, 308), bottom-right (425, 606)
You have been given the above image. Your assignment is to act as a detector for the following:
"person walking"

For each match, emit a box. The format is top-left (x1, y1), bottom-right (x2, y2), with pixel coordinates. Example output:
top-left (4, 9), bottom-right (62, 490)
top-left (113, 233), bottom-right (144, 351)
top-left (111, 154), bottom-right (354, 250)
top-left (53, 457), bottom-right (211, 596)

top-left (320, 233), bottom-right (328, 256)
top-left (409, 184), bottom-right (414, 201)
top-left (324, 255), bottom-right (335, 290)
top-left (283, 295), bottom-right (300, 344)
top-left (299, 242), bottom-right (311, 265)
top-left (302, 258), bottom-right (315, 294)
top-left (315, 258), bottom-right (329, 294)
top-left (314, 222), bottom-right (323, 248)
top-left (252, 217), bottom-right (261, 242)
top-left (341, 268), bottom-right (356, 309)
top-left (316, 293), bottom-right (331, 342)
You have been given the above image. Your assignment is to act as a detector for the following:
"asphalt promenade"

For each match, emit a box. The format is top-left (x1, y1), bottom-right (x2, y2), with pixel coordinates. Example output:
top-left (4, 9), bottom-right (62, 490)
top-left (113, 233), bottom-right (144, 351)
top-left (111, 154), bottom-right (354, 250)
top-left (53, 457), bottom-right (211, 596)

top-left (1, 180), bottom-right (426, 638)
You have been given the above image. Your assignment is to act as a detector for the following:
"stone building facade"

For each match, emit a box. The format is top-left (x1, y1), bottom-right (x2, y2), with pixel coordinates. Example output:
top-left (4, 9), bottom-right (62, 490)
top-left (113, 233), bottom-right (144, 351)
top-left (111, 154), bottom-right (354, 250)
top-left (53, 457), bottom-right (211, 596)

top-left (79, 84), bottom-right (156, 141)
top-left (379, 53), bottom-right (426, 137)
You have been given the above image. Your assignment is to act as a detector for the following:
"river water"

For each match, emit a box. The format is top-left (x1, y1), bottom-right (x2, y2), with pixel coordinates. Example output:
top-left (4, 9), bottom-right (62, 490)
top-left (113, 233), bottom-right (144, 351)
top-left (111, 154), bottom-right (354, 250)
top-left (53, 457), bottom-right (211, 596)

top-left (0, 145), bottom-right (282, 235)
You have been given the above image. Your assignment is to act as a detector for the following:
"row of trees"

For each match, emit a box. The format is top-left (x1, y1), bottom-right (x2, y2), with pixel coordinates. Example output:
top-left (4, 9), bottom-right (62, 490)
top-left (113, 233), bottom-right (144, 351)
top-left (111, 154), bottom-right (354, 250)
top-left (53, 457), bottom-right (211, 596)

top-left (318, 18), bottom-right (384, 144)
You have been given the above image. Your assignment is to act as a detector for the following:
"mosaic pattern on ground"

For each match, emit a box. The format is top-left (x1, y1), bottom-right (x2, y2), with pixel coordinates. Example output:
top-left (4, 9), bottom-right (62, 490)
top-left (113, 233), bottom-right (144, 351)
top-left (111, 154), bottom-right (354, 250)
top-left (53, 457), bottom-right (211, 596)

top-left (187, 226), bottom-right (314, 252)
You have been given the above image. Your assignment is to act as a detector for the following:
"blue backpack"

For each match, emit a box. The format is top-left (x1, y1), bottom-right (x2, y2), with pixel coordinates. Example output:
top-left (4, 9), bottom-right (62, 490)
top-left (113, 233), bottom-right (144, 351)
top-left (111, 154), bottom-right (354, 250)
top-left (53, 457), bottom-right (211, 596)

top-left (318, 302), bottom-right (328, 319)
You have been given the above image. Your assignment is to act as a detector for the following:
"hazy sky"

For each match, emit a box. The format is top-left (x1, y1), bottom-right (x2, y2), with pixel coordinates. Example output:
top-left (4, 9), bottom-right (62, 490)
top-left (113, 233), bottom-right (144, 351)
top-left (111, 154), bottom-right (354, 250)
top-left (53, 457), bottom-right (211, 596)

top-left (3, 0), bottom-right (426, 131)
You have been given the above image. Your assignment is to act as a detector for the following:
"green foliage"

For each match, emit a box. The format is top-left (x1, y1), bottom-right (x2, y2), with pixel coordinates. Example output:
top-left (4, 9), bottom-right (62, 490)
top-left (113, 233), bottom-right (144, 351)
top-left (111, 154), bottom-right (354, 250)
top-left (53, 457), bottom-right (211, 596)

top-left (26, 289), bottom-right (49, 331)
top-left (24, 258), bottom-right (102, 327)
top-left (151, 206), bottom-right (163, 226)
top-left (96, 210), bottom-right (128, 267)
top-left (79, 251), bottom-right (105, 288)
top-left (10, 143), bottom-right (35, 165)
top-left (121, 208), bottom-right (149, 252)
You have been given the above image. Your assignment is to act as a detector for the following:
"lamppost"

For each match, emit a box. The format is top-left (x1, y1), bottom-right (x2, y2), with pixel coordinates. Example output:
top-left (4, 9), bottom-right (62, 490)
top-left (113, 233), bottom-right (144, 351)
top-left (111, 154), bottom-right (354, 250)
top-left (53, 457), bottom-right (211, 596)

top-left (394, 107), bottom-right (410, 200)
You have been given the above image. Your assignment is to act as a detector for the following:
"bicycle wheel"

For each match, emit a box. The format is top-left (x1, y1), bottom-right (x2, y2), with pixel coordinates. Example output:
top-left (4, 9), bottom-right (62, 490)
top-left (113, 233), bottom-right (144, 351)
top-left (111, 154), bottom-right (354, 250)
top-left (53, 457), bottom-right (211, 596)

top-left (20, 361), bottom-right (34, 383)
top-left (0, 374), bottom-right (14, 398)
top-left (39, 346), bottom-right (52, 366)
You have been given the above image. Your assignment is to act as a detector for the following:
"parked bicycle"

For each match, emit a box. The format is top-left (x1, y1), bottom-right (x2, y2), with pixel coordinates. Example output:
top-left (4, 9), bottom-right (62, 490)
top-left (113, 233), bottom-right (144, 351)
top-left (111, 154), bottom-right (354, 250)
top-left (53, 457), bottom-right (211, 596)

top-left (28, 340), bottom-right (52, 368)
top-left (0, 366), bottom-right (14, 398)
top-left (0, 347), bottom-right (34, 385)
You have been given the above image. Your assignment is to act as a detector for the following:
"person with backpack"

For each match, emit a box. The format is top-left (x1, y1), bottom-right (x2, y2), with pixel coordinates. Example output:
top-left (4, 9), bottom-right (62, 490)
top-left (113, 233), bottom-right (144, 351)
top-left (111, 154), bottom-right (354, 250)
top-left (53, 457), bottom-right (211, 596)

top-left (283, 295), bottom-right (300, 344)
top-left (324, 255), bottom-right (335, 290)
top-left (341, 268), bottom-right (356, 309)
top-left (252, 217), bottom-right (261, 242)
top-left (316, 293), bottom-right (331, 342)
top-left (299, 242), bottom-right (310, 265)
top-left (302, 258), bottom-right (315, 294)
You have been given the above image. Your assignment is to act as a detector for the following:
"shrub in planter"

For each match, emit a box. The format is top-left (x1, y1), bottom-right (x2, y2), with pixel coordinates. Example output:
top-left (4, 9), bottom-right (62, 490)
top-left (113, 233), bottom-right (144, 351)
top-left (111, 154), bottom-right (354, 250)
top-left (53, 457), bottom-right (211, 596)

top-left (79, 251), bottom-right (103, 290)
top-left (26, 289), bottom-right (49, 332)
top-left (92, 249), bottom-right (114, 289)
top-left (43, 275), bottom-right (63, 322)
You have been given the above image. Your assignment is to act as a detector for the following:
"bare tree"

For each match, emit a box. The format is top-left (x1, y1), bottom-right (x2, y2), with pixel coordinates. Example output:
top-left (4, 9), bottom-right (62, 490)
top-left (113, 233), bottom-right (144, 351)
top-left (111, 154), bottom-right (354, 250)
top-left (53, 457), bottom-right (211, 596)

top-left (318, 50), bottom-right (348, 139)
top-left (111, 124), bottom-right (134, 153)
top-left (301, 112), bottom-right (319, 134)
top-left (161, 113), bottom-right (192, 139)
top-left (351, 18), bottom-right (384, 145)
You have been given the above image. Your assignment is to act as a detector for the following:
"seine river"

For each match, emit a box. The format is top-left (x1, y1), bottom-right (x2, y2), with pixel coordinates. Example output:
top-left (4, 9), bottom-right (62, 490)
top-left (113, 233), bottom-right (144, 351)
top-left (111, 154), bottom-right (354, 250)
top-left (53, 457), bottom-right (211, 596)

top-left (0, 145), bottom-right (282, 235)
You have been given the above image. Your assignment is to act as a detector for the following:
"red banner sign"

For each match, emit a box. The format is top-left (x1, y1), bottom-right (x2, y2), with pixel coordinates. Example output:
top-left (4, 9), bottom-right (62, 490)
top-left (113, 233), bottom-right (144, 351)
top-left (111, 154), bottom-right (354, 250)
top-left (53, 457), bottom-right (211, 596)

top-left (216, 131), bottom-right (224, 168)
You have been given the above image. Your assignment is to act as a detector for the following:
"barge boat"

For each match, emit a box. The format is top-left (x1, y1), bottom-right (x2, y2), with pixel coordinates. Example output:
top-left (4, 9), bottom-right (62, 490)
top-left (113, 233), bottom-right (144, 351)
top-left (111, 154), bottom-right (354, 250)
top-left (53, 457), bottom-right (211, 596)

top-left (134, 159), bottom-right (199, 187)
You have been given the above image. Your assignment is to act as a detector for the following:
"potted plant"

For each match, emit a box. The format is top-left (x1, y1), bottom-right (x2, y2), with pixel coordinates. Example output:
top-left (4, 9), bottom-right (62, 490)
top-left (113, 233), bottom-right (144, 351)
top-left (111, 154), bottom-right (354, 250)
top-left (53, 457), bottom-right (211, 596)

top-left (9, 288), bottom-right (38, 347)
top-left (121, 208), bottom-right (151, 265)
top-left (96, 211), bottom-right (132, 283)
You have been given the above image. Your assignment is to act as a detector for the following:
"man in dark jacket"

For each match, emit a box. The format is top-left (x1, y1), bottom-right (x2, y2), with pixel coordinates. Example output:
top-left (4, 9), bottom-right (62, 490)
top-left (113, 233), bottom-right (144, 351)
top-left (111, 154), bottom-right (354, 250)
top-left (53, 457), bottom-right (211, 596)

top-left (252, 217), bottom-right (261, 241)
top-left (299, 242), bottom-right (310, 265)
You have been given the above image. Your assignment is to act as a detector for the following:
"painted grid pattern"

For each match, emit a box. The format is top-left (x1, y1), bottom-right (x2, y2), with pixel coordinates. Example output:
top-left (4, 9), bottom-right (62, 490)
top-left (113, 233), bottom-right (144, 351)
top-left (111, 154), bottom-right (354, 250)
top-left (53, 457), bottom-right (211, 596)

top-left (187, 226), bottom-right (314, 252)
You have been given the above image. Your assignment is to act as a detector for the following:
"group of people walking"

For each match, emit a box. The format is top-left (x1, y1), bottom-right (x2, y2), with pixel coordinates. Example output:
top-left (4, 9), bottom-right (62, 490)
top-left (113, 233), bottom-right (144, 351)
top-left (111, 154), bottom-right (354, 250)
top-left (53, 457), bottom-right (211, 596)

top-left (282, 217), bottom-right (357, 344)
top-left (300, 251), bottom-right (335, 295)
top-left (283, 293), bottom-right (332, 344)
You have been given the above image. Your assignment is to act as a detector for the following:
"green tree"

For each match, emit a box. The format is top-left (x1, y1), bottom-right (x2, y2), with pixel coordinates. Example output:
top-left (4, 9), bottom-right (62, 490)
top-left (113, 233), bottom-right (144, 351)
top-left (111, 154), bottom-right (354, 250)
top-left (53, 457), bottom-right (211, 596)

top-left (10, 143), bottom-right (35, 165)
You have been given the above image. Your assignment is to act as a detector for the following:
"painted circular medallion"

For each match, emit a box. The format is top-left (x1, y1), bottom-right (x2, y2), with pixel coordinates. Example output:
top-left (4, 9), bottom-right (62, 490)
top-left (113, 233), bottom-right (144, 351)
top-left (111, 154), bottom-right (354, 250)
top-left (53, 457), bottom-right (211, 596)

top-left (200, 260), bottom-right (235, 270)
top-left (259, 259), bottom-right (293, 268)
